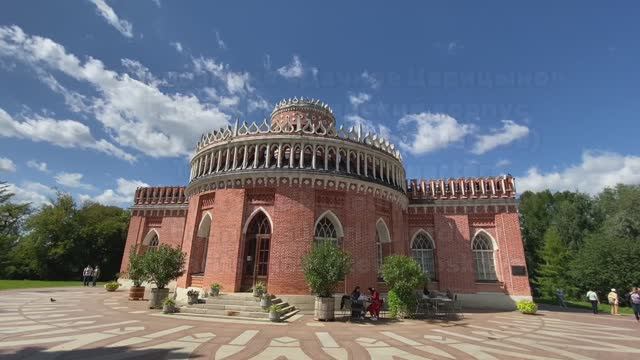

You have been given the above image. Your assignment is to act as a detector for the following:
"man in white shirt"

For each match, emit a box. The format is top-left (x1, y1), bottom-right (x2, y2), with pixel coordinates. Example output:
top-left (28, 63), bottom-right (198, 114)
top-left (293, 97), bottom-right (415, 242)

top-left (82, 265), bottom-right (93, 287)
top-left (586, 289), bottom-right (599, 314)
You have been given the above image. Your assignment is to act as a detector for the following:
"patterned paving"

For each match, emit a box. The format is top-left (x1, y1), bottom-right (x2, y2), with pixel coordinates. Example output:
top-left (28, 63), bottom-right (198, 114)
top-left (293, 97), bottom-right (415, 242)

top-left (1, 288), bottom-right (639, 359)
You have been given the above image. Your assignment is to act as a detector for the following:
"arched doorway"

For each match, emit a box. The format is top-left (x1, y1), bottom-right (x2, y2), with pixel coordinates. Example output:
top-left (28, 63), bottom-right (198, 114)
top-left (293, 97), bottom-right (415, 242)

top-left (241, 210), bottom-right (272, 290)
top-left (194, 212), bottom-right (212, 274)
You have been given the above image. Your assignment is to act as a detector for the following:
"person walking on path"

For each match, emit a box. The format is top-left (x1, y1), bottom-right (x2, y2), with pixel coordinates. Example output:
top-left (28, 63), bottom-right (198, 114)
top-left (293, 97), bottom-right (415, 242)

top-left (556, 288), bottom-right (568, 309)
top-left (82, 265), bottom-right (93, 286)
top-left (630, 288), bottom-right (640, 323)
top-left (607, 289), bottom-right (619, 315)
top-left (586, 289), bottom-right (599, 314)
top-left (91, 265), bottom-right (101, 287)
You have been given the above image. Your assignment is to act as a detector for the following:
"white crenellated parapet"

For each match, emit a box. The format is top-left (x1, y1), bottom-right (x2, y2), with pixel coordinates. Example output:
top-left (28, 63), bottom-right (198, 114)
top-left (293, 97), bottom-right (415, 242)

top-left (195, 118), bottom-right (402, 161)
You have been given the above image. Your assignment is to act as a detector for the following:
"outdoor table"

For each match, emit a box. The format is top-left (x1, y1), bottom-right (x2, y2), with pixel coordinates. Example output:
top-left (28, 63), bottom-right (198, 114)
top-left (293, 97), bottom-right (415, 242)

top-left (429, 297), bottom-right (453, 315)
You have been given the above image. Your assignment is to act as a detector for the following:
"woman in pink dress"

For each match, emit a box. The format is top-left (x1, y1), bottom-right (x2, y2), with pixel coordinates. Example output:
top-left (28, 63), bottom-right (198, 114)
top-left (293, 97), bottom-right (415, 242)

top-left (367, 287), bottom-right (382, 320)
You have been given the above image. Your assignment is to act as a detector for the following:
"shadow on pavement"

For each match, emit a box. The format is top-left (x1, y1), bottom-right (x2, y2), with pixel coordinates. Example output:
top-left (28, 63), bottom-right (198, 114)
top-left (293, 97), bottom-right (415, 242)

top-left (0, 345), bottom-right (204, 360)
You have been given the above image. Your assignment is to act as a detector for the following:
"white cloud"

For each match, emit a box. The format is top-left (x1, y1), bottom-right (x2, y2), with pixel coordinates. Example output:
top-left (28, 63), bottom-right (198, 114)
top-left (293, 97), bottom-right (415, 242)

top-left (447, 41), bottom-right (462, 54)
top-left (215, 31), bottom-right (226, 50)
top-left (0, 109), bottom-right (134, 162)
top-left (27, 160), bottom-right (48, 172)
top-left (89, 0), bottom-right (134, 38)
top-left (348, 92), bottom-right (371, 108)
top-left (472, 120), bottom-right (529, 155)
top-left (6, 181), bottom-right (56, 207)
top-left (496, 159), bottom-right (511, 167)
top-left (151, 0), bottom-right (161, 7)
top-left (55, 172), bottom-right (93, 190)
top-left (0, 25), bottom-right (231, 158)
top-left (263, 54), bottom-right (271, 70)
top-left (0, 108), bottom-right (136, 162)
top-left (345, 114), bottom-right (391, 140)
top-left (248, 97), bottom-right (270, 113)
top-left (0, 156), bottom-right (16, 172)
top-left (80, 177), bottom-right (148, 206)
top-left (121, 58), bottom-right (166, 87)
top-left (398, 112), bottom-right (473, 154)
top-left (361, 71), bottom-right (380, 89)
top-left (518, 151), bottom-right (640, 195)
top-left (193, 56), bottom-right (252, 94)
top-left (277, 55), bottom-right (304, 79)
top-left (170, 41), bottom-right (183, 53)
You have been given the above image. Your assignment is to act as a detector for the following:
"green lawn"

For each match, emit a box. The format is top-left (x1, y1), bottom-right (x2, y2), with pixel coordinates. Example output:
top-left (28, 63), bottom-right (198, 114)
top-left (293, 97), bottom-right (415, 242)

top-left (0, 280), bottom-right (104, 291)
top-left (536, 297), bottom-right (634, 315)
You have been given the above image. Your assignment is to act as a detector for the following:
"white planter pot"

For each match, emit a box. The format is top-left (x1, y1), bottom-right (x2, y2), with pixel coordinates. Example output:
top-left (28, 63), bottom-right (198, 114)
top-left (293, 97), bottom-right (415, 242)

top-left (314, 296), bottom-right (335, 321)
top-left (269, 311), bottom-right (280, 322)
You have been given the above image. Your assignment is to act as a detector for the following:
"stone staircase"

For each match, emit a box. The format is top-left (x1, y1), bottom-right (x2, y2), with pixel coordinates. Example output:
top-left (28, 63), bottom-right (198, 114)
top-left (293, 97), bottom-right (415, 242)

top-left (179, 293), bottom-right (299, 321)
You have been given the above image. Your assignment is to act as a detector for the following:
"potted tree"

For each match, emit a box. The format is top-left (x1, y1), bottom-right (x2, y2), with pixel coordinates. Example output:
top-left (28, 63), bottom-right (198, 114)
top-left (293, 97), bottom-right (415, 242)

top-left (302, 242), bottom-right (352, 321)
top-left (187, 289), bottom-right (200, 305)
top-left (260, 293), bottom-right (272, 309)
top-left (210, 283), bottom-right (222, 297)
top-left (268, 304), bottom-right (281, 322)
top-left (142, 244), bottom-right (186, 309)
top-left (381, 255), bottom-right (426, 319)
top-left (162, 298), bottom-right (176, 314)
top-left (252, 281), bottom-right (266, 298)
top-left (127, 245), bottom-right (149, 300)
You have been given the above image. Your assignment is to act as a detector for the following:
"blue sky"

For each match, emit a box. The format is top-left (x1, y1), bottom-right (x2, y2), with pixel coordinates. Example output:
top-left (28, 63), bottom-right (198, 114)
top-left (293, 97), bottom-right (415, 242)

top-left (0, 1), bottom-right (639, 207)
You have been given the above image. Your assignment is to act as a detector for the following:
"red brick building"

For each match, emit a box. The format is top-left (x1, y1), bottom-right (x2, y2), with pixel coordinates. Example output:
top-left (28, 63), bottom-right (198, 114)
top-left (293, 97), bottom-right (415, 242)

top-left (120, 97), bottom-right (531, 309)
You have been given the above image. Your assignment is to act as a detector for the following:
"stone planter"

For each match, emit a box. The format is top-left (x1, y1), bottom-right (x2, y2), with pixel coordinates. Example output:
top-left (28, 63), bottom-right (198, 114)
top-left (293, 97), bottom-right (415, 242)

top-left (187, 295), bottom-right (199, 305)
top-left (269, 311), bottom-right (280, 322)
top-left (149, 288), bottom-right (170, 309)
top-left (210, 288), bottom-right (220, 297)
top-left (260, 297), bottom-right (271, 309)
top-left (314, 296), bottom-right (335, 321)
top-left (129, 286), bottom-right (145, 300)
top-left (162, 304), bottom-right (174, 314)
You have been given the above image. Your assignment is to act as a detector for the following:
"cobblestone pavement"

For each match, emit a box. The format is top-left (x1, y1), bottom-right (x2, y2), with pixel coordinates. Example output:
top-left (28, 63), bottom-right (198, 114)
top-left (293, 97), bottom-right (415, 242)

top-left (1, 287), bottom-right (639, 359)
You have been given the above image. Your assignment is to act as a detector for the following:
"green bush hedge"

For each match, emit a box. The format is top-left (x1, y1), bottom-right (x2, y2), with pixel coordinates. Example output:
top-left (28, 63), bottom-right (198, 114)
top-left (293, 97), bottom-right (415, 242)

top-left (516, 299), bottom-right (538, 314)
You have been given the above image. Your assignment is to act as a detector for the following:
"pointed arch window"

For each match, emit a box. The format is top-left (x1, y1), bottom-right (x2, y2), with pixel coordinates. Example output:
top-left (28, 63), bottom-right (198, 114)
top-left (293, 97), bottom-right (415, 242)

top-left (472, 233), bottom-right (497, 281)
top-left (147, 233), bottom-right (159, 252)
top-left (314, 217), bottom-right (338, 246)
top-left (411, 232), bottom-right (436, 279)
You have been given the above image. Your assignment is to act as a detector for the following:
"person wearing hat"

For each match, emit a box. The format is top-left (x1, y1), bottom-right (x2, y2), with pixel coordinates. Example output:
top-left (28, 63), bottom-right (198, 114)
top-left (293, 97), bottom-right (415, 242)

top-left (607, 288), bottom-right (619, 315)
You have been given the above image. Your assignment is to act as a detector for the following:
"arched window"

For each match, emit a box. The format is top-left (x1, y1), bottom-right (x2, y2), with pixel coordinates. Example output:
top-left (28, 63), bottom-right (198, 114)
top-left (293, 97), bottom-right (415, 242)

top-left (315, 217), bottom-right (338, 245)
top-left (472, 232), bottom-right (497, 281)
top-left (411, 231), bottom-right (436, 279)
top-left (143, 230), bottom-right (159, 253)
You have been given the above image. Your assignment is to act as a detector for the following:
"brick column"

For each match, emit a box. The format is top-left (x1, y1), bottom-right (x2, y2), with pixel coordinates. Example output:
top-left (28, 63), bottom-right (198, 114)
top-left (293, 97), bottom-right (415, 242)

top-left (176, 194), bottom-right (201, 288)
top-left (496, 212), bottom-right (531, 296)
top-left (434, 213), bottom-right (475, 293)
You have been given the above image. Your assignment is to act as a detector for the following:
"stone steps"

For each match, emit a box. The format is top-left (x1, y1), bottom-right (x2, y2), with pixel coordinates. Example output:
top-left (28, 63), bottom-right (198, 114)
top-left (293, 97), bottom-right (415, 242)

top-left (180, 293), bottom-right (298, 321)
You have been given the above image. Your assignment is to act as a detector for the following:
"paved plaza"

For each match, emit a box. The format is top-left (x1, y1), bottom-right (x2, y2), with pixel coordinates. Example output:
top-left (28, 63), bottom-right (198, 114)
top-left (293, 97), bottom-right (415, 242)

top-left (0, 288), bottom-right (639, 359)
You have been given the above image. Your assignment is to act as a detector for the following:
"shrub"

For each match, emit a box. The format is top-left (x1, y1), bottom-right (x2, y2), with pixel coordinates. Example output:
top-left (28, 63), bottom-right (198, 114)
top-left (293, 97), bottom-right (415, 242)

top-left (253, 281), bottom-right (266, 296)
top-left (516, 299), bottom-right (538, 314)
top-left (381, 255), bottom-right (426, 319)
top-left (142, 245), bottom-right (186, 289)
top-left (163, 298), bottom-right (176, 307)
top-left (187, 289), bottom-right (199, 297)
top-left (302, 242), bottom-right (352, 297)
top-left (104, 281), bottom-right (120, 291)
top-left (210, 283), bottom-right (222, 292)
top-left (127, 245), bottom-right (149, 287)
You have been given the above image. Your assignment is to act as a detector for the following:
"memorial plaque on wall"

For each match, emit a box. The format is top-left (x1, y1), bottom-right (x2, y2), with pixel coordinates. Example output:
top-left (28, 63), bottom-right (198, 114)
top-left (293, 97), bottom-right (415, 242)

top-left (511, 265), bottom-right (527, 276)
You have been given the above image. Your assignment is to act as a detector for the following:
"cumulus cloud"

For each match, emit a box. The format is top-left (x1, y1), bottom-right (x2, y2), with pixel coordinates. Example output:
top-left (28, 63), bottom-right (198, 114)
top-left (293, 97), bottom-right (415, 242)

top-left (27, 160), bottom-right (48, 172)
top-left (248, 97), bottom-right (270, 113)
top-left (54, 172), bottom-right (93, 190)
top-left (89, 0), bottom-right (134, 38)
top-left (496, 159), bottom-right (511, 167)
top-left (0, 25), bottom-right (232, 158)
top-left (518, 151), bottom-right (640, 195)
top-left (193, 56), bottom-right (252, 94)
top-left (6, 181), bottom-right (56, 207)
top-left (170, 41), bottom-right (183, 53)
top-left (0, 156), bottom-right (16, 172)
top-left (348, 92), bottom-right (371, 108)
top-left (361, 70), bottom-right (380, 89)
top-left (0, 108), bottom-right (136, 162)
top-left (121, 58), bottom-right (166, 87)
top-left (398, 113), bottom-right (473, 155)
top-left (277, 55), bottom-right (304, 79)
top-left (472, 120), bottom-right (529, 154)
top-left (80, 177), bottom-right (148, 206)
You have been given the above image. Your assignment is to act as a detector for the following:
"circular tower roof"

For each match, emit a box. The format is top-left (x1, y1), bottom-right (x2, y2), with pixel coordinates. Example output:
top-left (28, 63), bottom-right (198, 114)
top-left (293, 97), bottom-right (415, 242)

top-left (270, 97), bottom-right (335, 130)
